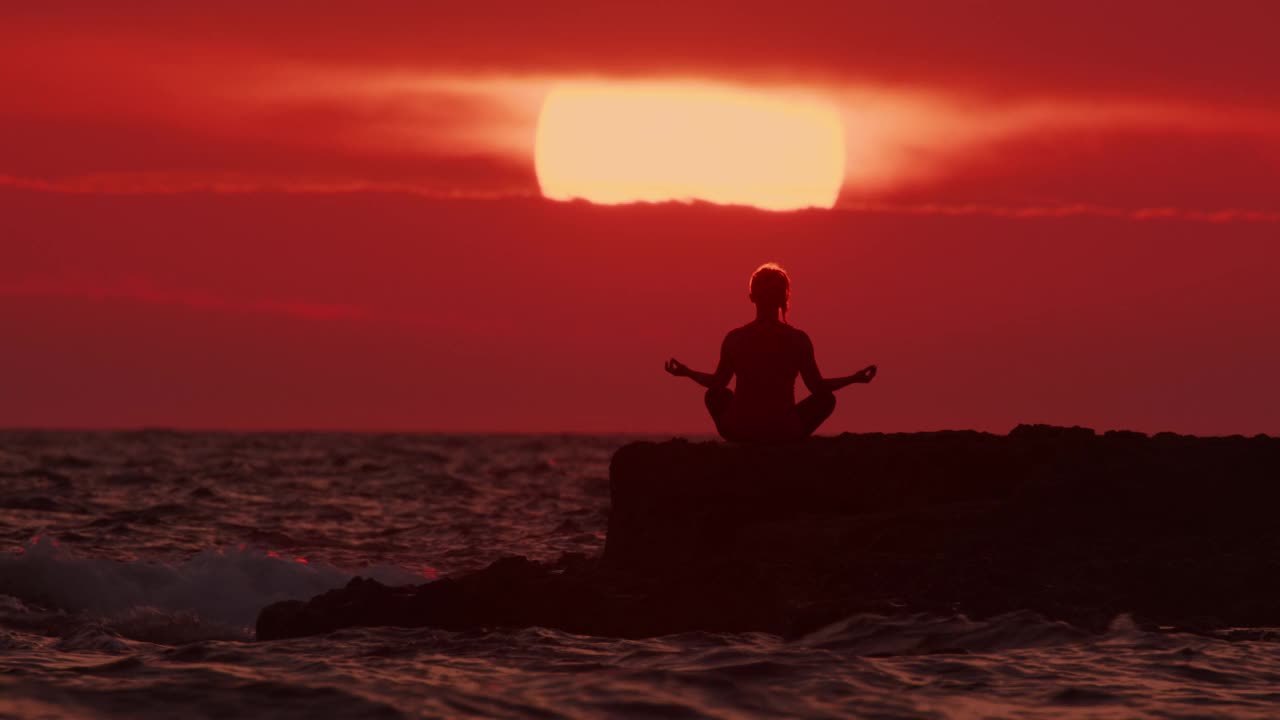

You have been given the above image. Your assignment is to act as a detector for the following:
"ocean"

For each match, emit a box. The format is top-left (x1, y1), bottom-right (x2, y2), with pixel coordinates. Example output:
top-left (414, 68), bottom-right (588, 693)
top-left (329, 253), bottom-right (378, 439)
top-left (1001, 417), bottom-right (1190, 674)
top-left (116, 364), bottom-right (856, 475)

top-left (2, 431), bottom-right (1279, 719)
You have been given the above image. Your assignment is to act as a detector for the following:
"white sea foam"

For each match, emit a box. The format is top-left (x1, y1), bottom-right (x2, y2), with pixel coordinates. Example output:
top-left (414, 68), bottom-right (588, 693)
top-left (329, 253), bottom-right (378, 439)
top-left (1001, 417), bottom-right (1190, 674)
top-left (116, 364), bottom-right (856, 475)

top-left (0, 537), bottom-right (422, 629)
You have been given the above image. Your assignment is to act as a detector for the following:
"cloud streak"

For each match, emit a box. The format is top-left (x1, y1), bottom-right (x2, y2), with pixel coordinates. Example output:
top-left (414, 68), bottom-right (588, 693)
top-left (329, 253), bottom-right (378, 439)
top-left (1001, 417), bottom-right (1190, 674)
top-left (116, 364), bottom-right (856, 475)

top-left (8, 3), bottom-right (1279, 107)
top-left (839, 201), bottom-right (1280, 225)
top-left (3, 176), bottom-right (1274, 227)
top-left (0, 281), bottom-right (367, 322)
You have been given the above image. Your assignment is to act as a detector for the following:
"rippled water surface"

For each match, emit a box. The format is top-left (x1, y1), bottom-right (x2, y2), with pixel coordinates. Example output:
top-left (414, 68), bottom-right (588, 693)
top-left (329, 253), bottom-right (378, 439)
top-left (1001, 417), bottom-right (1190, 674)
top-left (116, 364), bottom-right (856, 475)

top-left (2, 432), bottom-right (1280, 719)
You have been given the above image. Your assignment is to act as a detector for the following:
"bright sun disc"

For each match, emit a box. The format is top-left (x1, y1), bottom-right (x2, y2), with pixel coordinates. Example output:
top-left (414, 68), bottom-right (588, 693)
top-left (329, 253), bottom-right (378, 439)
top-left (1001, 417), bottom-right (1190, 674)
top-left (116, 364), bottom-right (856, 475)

top-left (535, 82), bottom-right (845, 211)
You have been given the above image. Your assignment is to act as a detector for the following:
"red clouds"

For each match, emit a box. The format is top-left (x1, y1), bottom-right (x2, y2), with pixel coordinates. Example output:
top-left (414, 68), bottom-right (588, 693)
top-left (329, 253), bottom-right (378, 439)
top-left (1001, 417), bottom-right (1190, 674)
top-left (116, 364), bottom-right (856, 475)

top-left (10, 3), bottom-right (1280, 105)
top-left (858, 125), bottom-right (1280, 216)
top-left (1, 19), bottom-right (539, 194)
top-left (4, 3), bottom-right (1280, 211)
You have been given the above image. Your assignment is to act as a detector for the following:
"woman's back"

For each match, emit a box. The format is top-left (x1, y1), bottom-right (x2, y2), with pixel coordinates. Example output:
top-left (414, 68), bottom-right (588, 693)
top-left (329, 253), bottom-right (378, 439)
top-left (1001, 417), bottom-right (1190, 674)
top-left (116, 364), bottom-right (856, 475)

top-left (722, 320), bottom-right (811, 440)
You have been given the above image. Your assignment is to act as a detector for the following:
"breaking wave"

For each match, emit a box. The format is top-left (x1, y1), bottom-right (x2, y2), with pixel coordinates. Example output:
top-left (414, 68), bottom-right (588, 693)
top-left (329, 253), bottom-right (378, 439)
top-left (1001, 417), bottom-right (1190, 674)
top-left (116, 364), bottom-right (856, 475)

top-left (0, 536), bottom-right (422, 634)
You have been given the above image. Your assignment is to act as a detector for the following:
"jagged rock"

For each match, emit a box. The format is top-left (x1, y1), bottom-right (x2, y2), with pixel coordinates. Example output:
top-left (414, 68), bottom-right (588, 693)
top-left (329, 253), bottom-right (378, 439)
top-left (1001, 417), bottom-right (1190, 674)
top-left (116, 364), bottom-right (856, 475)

top-left (257, 426), bottom-right (1280, 641)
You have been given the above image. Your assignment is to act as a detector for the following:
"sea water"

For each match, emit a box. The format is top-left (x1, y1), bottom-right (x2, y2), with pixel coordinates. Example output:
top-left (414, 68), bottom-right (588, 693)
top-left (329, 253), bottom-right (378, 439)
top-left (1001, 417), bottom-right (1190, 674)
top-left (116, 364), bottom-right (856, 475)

top-left (2, 431), bottom-right (1279, 719)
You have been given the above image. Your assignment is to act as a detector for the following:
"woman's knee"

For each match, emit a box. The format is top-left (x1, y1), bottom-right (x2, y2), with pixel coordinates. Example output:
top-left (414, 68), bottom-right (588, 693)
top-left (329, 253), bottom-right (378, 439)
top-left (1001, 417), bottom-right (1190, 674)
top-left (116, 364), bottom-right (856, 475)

top-left (805, 391), bottom-right (835, 412)
top-left (704, 387), bottom-right (733, 412)
top-left (818, 391), bottom-right (836, 411)
top-left (798, 391), bottom-right (836, 430)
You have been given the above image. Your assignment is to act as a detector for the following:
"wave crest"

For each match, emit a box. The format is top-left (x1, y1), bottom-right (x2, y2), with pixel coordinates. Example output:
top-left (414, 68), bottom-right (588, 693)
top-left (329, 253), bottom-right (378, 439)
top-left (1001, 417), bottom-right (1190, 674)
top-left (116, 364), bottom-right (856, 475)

top-left (0, 537), bottom-right (422, 630)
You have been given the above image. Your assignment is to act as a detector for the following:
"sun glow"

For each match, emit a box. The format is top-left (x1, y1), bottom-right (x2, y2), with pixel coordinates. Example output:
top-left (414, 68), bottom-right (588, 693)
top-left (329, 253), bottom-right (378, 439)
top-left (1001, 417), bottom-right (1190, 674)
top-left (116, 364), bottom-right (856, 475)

top-left (535, 82), bottom-right (845, 211)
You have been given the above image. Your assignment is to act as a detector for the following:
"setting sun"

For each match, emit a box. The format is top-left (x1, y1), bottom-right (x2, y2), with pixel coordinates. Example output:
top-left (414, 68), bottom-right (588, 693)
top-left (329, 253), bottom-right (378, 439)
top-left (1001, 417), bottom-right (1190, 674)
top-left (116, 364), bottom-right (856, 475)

top-left (535, 82), bottom-right (845, 211)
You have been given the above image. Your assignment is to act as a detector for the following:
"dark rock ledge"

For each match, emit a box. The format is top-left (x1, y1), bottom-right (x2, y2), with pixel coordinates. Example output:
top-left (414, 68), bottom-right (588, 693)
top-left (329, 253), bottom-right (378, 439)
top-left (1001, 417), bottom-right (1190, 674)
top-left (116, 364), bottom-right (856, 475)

top-left (257, 425), bottom-right (1280, 641)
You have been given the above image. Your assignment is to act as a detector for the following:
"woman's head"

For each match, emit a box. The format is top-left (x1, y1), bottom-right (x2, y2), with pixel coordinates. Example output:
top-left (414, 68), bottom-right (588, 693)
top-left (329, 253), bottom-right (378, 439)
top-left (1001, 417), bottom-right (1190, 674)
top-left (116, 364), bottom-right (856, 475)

top-left (749, 262), bottom-right (791, 321)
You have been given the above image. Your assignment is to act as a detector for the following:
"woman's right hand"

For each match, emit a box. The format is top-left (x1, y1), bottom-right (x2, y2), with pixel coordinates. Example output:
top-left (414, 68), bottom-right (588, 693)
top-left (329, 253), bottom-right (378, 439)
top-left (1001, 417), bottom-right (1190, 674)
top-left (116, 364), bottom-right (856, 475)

top-left (665, 358), bottom-right (690, 377)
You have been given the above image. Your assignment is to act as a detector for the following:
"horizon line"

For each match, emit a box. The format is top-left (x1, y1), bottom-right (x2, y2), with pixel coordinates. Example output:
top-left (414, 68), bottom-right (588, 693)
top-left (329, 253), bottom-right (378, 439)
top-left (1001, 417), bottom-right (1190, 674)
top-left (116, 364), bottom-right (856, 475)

top-left (0, 425), bottom-right (1272, 439)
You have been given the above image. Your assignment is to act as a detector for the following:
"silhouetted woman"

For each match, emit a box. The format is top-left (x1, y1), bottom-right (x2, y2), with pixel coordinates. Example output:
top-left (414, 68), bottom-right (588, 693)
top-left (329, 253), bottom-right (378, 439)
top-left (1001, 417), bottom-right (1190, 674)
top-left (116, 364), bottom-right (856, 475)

top-left (665, 263), bottom-right (876, 443)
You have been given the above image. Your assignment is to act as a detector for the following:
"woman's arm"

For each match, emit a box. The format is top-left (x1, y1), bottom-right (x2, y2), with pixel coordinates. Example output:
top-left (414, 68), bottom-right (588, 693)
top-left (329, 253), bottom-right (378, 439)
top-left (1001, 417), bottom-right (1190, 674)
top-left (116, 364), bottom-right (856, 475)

top-left (665, 336), bottom-right (734, 389)
top-left (799, 333), bottom-right (832, 397)
top-left (800, 332), bottom-right (876, 394)
top-left (667, 363), bottom-right (722, 389)
top-left (824, 365), bottom-right (877, 392)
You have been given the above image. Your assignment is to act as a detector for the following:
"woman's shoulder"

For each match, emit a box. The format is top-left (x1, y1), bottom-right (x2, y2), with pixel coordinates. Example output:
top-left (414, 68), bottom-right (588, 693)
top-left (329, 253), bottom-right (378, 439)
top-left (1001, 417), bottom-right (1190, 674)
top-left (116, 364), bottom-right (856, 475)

top-left (785, 324), bottom-right (812, 341)
top-left (725, 322), bottom-right (812, 350)
top-left (722, 325), bottom-right (747, 348)
top-left (785, 325), bottom-right (815, 354)
top-left (727, 322), bottom-right (809, 337)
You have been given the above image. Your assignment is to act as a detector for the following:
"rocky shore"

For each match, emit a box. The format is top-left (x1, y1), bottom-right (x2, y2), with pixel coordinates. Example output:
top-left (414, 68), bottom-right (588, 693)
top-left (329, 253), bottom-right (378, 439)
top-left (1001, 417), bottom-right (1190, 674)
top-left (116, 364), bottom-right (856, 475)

top-left (257, 425), bottom-right (1280, 641)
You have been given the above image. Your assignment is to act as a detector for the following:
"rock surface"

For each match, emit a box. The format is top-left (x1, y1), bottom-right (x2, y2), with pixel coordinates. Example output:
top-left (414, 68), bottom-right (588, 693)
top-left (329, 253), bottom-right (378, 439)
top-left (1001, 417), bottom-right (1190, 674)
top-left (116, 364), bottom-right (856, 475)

top-left (257, 425), bottom-right (1280, 641)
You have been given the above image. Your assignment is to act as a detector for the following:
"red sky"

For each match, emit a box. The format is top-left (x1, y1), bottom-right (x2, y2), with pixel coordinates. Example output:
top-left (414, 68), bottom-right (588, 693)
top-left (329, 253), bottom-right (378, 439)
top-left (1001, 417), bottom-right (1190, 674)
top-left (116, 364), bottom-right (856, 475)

top-left (3, 2), bottom-right (1279, 433)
